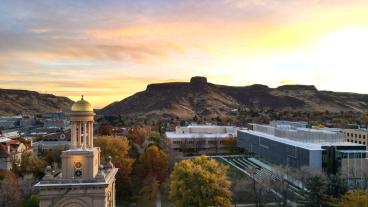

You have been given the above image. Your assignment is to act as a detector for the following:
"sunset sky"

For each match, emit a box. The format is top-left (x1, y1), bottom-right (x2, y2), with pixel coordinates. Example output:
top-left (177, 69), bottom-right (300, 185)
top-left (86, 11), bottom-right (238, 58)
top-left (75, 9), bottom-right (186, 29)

top-left (1, 0), bottom-right (368, 108)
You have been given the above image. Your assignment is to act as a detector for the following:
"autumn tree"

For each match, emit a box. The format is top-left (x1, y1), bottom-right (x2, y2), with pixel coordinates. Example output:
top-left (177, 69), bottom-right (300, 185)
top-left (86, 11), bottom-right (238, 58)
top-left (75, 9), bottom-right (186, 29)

top-left (0, 172), bottom-right (21, 207)
top-left (169, 156), bottom-right (232, 207)
top-left (223, 137), bottom-right (238, 154)
top-left (337, 190), bottom-right (368, 207)
top-left (98, 124), bottom-right (112, 136)
top-left (12, 151), bottom-right (45, 179)
top-left (139, 145), bottom-right (169, 183)
top-left (94, 136), bottom-right (134, 203)
top-left (139, 176), bottom-right (160, 206)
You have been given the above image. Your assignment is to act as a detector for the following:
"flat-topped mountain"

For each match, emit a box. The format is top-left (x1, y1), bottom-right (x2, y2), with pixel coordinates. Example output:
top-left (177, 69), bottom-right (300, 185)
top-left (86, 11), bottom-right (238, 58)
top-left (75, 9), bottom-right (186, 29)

top-left (0, 89), bottom-right (74, 116)
top-left (100, 77), bottom-right (368, 119)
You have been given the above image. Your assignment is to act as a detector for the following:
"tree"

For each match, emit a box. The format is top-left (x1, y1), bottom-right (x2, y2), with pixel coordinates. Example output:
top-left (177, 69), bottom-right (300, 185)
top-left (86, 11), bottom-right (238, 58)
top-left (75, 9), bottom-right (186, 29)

top-left (94, 136), bottom-right (134, 203)
top-left (337, 190), bottom-right (368, 207)
top-left (326, 175), bottom-right (348, 198)
top-left (0, 172), bottom-right (21, 207)
top-left (98, 124), bottom-right (112, 136)
top-left (149, 131), bottom-right (161, 146)
top-left (13, 151), bottom-right (45, 179)
top-left (139, 145), bottom-right (169, 183)
top-left (139, 176), bottom-right (159, 206)
top-left (169, 156), bottom-right (232, 207)
top-left (303, 175), bottom-right (331, 207)
top-left (95, 136), bottom-right (131, 161)
top-left (223, 137), bottom-right (238, 154)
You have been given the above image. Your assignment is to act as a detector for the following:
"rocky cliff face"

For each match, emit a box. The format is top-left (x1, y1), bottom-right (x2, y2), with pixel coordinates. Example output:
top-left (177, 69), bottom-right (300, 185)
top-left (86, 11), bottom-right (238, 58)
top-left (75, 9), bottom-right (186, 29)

top-left (0, 89), bottom-right (74, 116)
top-left (100, 77), bottom-right (368, 119)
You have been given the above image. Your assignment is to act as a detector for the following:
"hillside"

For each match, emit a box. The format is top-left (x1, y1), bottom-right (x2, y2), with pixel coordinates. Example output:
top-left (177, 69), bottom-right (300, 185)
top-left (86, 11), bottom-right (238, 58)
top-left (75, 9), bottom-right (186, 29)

top-left (100, 77), bottom-right (368, 120)
top-left (0, 89), bottom-right (74, 116)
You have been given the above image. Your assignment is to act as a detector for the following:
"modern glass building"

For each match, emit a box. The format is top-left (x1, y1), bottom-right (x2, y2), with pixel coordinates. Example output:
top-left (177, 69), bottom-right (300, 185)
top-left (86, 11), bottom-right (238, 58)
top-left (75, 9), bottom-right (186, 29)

top-left (238, 121), bottom-right (367, 173)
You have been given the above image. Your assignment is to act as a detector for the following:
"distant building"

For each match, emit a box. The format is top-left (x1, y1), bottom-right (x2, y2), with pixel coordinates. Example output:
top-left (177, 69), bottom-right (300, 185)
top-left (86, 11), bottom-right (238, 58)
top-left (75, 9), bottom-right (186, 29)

top-left (0, 116), bottom-right (22, 129)
top-left (343, 128), bottom-right (368, 146)
top-left (165, 125), bottom-right (238, 154)
top-left (238, 121), bottom-right (366, 173)
top-left (0, 137), bottom-right (28, 170)
top-left (40, 112), bottom-right (69, 129)
top-left (32, 129), bottom-right (71, 154)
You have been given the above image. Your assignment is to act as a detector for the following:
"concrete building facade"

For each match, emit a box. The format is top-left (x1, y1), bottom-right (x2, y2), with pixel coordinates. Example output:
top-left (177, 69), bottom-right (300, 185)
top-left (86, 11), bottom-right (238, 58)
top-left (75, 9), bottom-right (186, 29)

top-left (343, 128), bottom-right (368, 146)
top-left (165, 125), bottom-right (237, 154)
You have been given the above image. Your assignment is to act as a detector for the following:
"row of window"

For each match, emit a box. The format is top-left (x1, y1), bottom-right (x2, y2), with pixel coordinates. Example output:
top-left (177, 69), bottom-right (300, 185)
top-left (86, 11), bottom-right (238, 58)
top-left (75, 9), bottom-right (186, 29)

top-left (172, 140), bottom-right (224, 145)
top-left (347, 139), bottom-right (366, 145)
top-left (346, 132), bottom-right (367, 139)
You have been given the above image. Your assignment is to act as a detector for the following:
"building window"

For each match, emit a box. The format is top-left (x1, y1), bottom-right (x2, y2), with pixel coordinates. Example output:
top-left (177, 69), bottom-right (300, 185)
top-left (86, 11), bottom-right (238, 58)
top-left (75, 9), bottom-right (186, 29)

top-left (364, 142), bottom-right (366, 145)
top-left (359, 141), bottom-right (362, 144)
top-left (347, 133), bottom-right (350, 137)
top-left (355, 134), bottom-right (358, 138)
top-left (347, 139), bottom-right (350, 142)
top-left (364, 135), bottom-right (366, 139)
top-left (359, 135), bottom-right (362, 138)
top-left (197, 140), bottom-right (206, 145)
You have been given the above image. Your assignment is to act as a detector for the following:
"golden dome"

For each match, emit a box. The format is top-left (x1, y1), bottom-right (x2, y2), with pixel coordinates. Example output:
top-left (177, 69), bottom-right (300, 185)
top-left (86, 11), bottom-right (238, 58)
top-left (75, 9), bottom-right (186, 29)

top-left (71, 95), bottom-right (93, 112)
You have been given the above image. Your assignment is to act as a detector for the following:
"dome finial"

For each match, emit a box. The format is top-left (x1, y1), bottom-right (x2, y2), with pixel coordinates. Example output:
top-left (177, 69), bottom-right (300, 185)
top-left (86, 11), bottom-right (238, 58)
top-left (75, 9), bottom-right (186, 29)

top-left (81, 95), bottom-right (84, 100)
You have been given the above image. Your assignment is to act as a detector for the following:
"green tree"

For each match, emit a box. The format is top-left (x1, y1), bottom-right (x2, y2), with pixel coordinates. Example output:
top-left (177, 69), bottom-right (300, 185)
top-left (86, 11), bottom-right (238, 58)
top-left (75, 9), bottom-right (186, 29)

top-left (303, 175), bottom-right (331, 207)
top-left (22, 194), bottom-right (40, 207)
top-left (326, 175), bottom-right (348, 198)
top-left (149, 131), bottom-right (161, 146)
top-left (169, 156), bottom-right (232, 207)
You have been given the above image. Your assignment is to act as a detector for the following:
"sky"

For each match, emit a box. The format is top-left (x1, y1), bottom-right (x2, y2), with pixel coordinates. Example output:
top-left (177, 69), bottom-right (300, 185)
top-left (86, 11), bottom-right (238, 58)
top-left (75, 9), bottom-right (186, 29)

top-left (1, 0), bottom-right (368, 108)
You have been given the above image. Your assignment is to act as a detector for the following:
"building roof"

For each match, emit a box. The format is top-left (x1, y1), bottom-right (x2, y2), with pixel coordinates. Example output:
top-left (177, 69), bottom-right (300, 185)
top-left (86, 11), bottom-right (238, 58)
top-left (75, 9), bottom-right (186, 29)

top-left (71, 96), bottom-right (93, 112)
top-left (239, 129), bottom-right (363, 151)
top-left (165, 131), bottom-right (235, 139)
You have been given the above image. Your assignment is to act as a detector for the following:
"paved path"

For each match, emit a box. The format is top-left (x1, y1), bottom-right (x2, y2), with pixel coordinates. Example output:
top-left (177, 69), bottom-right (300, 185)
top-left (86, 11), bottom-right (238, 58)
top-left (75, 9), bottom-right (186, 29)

top-left (156, 191), bottom-right (161, 207)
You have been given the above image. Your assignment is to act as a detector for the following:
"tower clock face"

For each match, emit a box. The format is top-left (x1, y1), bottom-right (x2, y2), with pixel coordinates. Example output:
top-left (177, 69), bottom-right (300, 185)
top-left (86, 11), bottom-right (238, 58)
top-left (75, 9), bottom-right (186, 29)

top-left (74, 169), bottom-right (82, 177)
top-left (74, 161), bottom-right (82, 178)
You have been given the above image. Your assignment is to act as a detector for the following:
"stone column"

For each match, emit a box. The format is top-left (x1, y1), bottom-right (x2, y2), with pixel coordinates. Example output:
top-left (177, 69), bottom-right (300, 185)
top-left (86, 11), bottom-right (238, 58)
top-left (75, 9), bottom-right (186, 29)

top-left (71, 123), bottom-right (76, 148)
top-left (83, 122), bottom-right (87, 149)
top-left (86, 121), bottom-right (90, 148)
top-left (90, 121), bottom-right (94, 148)
top-left (78, 122), bottom-right (82, 148)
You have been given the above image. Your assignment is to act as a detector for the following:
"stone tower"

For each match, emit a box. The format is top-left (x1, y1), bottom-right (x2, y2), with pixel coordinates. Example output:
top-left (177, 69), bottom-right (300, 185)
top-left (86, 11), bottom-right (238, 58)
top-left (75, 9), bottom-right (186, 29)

top-left (35, 96), bottom-right (118, 207)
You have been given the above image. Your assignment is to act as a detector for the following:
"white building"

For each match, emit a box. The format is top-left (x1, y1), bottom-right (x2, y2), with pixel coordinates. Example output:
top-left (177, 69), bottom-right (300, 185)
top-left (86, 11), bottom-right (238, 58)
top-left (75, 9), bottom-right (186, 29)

top-left (165, 125), bottom-right (238, 154)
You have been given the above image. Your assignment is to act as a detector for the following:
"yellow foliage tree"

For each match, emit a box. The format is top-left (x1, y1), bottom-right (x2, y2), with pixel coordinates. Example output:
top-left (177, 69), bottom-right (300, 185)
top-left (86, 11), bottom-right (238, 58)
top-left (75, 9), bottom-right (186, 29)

top-left (338, 190), bottom-right (368, 207)
top-left (95, 136), bottom-right (134, 202)
top-left (169, 156), bottom-right (232, 207)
